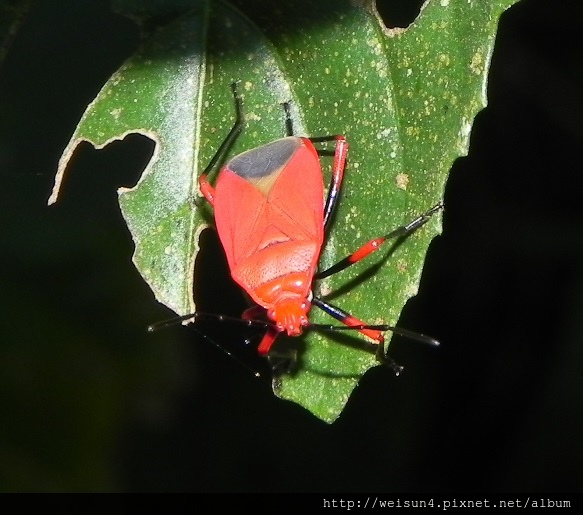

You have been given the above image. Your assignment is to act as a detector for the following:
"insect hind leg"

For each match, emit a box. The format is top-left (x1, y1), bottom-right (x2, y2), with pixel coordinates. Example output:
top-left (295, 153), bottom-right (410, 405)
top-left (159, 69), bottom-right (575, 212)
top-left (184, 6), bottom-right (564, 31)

top-left (199, 82), bottom-right (245, 205)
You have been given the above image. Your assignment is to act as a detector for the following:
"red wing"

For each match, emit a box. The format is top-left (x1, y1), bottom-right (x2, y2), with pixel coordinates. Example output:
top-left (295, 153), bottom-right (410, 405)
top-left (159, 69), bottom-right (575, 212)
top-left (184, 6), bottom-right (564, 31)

top-left (266, 144), bottom-right (324, 245)
top-left (213, 172), bottom-right (267, 271)
top-left (212, 140), bottom-right (324, 272)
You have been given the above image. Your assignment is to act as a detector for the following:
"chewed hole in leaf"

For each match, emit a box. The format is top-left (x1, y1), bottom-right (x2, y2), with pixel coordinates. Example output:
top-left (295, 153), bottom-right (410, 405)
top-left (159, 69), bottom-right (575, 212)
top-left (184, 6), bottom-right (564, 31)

top-left (374, 0), bottom-right (425, 28)
top-left (56, 134), bottom-right (155, 206)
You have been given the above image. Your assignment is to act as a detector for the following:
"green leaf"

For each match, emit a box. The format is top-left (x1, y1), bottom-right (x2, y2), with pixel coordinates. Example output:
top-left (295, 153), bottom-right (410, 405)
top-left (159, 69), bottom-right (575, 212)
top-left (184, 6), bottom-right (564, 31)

top-left (49, 0), bottom-right (520, 423)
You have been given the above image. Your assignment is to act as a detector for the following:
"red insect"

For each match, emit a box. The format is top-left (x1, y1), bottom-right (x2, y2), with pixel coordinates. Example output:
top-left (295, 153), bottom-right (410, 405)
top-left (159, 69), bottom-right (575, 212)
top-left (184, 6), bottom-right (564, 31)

top-left (152, 83), bottom-right (442, 373)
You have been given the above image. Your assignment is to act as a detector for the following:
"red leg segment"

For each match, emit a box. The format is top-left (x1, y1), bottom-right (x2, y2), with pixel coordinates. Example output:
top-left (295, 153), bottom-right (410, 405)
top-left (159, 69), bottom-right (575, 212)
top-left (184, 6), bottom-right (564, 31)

top-left (241, 305), bottom-right (279, 355)
top-left (308, 135), bottom-right (349, 231)
top-left (198, 173), bottom-right (216, 205)
top-left (317, 202), bottom-right (443, 279)
top-left (198, 82), bottom-right (243, 205)
top-left (311, 297), bottom-right (384, 344)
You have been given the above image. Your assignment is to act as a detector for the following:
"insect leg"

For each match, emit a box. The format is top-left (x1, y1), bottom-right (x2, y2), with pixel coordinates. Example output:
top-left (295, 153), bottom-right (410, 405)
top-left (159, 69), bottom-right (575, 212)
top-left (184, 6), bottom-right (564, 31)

top-left (199, 82), bottom-right (245, 205)
top-left (281, 103), bottom-right (348, 231)
top-left (311, 297), bottom-right (405, 375)
top-left (240, 305), bottom-right (280, 356)
top-left (317, 202), bottom-right (443, 279)
top-left (319, 135), bottom-right (348, 231)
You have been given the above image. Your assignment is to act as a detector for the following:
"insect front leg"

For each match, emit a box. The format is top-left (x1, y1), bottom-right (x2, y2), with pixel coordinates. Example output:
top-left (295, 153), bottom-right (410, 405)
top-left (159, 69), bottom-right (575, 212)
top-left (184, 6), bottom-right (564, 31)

top-left (311, 297), bottom-right (405, 375)
top-left (241, 305), bottom-right (277, 356)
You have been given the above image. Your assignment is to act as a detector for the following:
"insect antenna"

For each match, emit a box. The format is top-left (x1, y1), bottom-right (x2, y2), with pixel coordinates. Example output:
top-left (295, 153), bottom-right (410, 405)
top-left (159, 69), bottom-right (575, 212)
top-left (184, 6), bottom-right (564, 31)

top-left (148, 312), bottom-right (275, 379)
top-left (147, 312), bottom-right (270, 332)
top-left (307, 322), bottom-right (439, 347)
top-left (310, 296), bottom-right (439, 375)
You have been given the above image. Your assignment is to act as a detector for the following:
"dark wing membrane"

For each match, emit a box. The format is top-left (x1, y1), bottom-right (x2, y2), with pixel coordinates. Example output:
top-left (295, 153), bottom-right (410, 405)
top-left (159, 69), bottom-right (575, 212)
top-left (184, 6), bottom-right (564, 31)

top-left (213, 137), bottom-right (324, 274)
top-left (228, 137), bottom-right (301, 182)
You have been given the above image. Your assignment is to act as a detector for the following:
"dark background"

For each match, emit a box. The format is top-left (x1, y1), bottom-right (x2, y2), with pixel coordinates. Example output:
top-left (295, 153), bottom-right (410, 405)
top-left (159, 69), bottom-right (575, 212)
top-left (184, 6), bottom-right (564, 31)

top-left (1, 0), bottom-right (582, 492)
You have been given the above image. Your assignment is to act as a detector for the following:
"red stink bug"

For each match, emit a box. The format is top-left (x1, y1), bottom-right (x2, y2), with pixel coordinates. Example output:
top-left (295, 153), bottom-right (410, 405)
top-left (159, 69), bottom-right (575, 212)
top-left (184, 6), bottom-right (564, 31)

top-left (150, 83), bottom-right (442, 374)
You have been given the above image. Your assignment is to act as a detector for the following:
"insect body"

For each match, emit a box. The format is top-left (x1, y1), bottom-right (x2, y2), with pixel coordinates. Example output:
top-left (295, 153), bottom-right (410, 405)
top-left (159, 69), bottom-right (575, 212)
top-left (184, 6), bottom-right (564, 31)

top-left (210, 137), bottom-right (324, 338)
top-left (154, 83), bottom-right (441, 373)
top-left (200, 131), bottom-right (351, 356)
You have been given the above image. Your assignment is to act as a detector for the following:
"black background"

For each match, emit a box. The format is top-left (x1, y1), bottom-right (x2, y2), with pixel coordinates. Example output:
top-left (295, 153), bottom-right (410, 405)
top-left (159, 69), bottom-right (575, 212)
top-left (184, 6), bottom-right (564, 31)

top-left (1, 0), bottom-right (582, 492)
